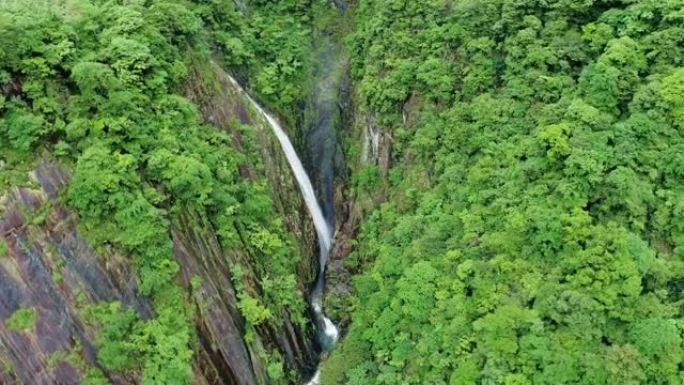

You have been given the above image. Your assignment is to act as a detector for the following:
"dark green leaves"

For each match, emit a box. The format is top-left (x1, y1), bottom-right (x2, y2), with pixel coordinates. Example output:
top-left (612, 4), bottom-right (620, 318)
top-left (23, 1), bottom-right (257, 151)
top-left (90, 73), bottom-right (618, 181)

top-left (328, 0), bottom-right (684, 384)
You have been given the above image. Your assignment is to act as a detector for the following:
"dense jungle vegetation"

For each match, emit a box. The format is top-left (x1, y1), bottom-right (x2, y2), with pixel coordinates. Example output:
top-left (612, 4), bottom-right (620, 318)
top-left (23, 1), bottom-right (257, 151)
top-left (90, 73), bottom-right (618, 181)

top-left (1, 0), bottom-right (684, 385)
top-left (324, 1), bottom-right (684, 384)
top-left (0, 0), bottom-right (321, 384)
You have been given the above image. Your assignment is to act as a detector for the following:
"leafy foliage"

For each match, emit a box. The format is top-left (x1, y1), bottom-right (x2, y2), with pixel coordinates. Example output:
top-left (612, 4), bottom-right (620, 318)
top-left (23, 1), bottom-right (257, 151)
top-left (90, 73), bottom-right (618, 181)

top-left (327, 1), bottom-right (684, 384)
top-left (0, 0), bottom-right (317, 384)
top-left (194, 0), bottom-right (316, 117)
top-left (5, 307), bottom-right (37, 332)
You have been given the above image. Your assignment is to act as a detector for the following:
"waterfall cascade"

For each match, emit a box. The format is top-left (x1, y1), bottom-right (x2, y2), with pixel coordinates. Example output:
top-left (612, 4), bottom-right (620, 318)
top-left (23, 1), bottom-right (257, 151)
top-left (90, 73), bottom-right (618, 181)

top-left (226, 75), bottom-right (338, 385)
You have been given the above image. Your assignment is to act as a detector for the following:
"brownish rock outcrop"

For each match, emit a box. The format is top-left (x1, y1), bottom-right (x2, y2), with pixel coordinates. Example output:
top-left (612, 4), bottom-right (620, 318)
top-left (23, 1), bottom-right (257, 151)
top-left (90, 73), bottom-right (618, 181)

top-left (0, 161), bottom-right (150, 384)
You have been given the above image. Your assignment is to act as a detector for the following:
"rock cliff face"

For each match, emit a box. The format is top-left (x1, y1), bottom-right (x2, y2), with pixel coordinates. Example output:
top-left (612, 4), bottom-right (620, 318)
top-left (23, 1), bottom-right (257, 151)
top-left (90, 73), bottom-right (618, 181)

top-left (0, 162), bottom-right (151, 385)
top-left (325, 109), bottom-right (394, 329)
top-left (181, 60), bottom-right (320, 383)
top-left (0, 61), bottom-right (320, 384)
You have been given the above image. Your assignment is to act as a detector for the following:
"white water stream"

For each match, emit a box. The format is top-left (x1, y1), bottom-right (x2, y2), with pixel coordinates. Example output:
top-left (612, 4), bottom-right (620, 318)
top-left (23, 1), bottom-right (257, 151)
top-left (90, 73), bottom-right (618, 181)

top-left (226, 75), bottom-right (339, 385)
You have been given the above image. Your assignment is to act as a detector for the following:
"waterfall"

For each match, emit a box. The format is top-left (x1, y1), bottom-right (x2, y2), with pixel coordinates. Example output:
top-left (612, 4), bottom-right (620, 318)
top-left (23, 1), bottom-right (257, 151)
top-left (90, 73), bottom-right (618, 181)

top-left (225, 75), bottom-right (339, 385)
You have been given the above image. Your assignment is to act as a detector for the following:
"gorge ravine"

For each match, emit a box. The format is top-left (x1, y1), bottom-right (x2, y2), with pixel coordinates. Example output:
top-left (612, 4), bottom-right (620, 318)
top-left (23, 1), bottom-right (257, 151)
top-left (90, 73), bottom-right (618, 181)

top-left (224, 75), bottom-right (340, 384)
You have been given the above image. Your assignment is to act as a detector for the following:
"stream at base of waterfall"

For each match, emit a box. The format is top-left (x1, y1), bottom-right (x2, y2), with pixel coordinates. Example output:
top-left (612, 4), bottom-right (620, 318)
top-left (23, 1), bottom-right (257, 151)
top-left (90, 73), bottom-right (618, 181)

top-left (226, 74), bottom-right (338, 385)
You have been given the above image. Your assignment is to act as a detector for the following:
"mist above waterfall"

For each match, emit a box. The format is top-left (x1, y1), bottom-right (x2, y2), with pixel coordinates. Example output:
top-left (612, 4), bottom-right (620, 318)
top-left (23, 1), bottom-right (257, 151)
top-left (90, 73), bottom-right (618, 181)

top-left (306, 40), bottom-right (344, 232)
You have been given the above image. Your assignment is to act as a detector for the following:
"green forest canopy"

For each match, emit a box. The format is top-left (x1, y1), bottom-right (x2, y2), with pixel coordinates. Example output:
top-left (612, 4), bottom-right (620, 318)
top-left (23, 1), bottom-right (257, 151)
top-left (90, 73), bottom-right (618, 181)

top-left (324, 0), bottom-right (684, 384)
top-left (0, 0), bottom-right (316, 383)
top-left (1, 0), bottom-right (684, 385)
